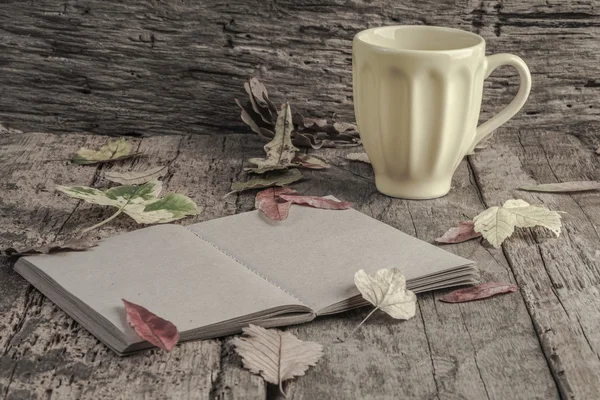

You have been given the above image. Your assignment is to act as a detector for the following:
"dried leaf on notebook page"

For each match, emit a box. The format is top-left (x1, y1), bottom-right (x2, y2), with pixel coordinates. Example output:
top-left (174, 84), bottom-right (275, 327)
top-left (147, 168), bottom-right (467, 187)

top-left (1, 235), bottom-right (98, 257)
top-left (122, 299), bottom-right (180, 351)
top-left (72, 138), bottom-right (141, 165)
top-left (255, 187), bottom-right (297, 221)
top-left (439, 282), bottom-right (517, 303)
top-left (233, 324), bottom-right (323, 398)
top-left (473, 199), bottom-right (562, 248)
top-left (245, 103), bottom-right (299, 174)
top-left (291, 154), bottom-right (330, 169)
top-left (340, 268), bottom-right (416, 341)
top-left (229, 169), bottom-right (303, 194)
top-left (346, 153), bottom-right (371, 164)
top-left (57, 180), bottom-right (199, 232)
top-left (519, 181), bottom-right (600, 193)
top-left (278, 194), bottom-right (351, 210)
top-left (105, 166), bottom-right (167, 185)
top-left (435, 221), bottom-right (482, 244)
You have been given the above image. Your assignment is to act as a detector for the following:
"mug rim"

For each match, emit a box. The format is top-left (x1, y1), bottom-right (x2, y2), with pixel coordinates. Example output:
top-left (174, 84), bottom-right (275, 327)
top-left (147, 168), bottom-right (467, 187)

top-left (354, 25), bottom-right (485, 54)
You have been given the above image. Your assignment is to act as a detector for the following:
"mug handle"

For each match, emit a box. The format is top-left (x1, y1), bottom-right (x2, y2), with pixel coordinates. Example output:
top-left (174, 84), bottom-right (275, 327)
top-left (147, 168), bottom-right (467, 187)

top-left (469, 53), bottom-right (532, 153)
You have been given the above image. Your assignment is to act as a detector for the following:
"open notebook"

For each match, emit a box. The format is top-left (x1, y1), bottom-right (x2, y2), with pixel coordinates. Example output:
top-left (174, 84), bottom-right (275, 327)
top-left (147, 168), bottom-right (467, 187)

top-left (14, 202), bottom-right (478, 355)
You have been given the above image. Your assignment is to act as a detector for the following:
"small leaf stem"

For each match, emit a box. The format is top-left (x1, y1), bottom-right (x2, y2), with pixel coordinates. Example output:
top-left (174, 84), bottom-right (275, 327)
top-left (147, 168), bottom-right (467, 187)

top-left (339, 306), bottom-right (380, 342)
top-left (82, 205), bottom-right (126, 233)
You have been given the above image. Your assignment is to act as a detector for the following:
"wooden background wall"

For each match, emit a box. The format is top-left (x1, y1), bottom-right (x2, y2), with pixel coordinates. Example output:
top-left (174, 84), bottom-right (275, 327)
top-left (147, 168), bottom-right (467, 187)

top-left (0, 0), bottom-right (598, 140)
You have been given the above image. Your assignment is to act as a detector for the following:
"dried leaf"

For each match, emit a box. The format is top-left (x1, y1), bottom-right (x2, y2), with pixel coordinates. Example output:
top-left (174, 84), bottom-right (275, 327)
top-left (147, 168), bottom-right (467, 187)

top-left (255, 187), bottom-right (297, 221)
top-left (346, 153), bottom-right (371, 164)
top-left (246, 103), bottom-right (299, 174)
top-left (341, 268), bottom-right (416, 341)
top-left (439, 282), bottom-right (518, 303)
top-left (72, 138), bottom-right (140, 165)
top-left (1, 235), bottom-right (98, 257)
top-left (122, 299), bottom-right (180, 351)
top-left (473, 199), bottom-right (562, 248)
top-left (233, 324), bottom-right (323, 398)
top-left (57, 180), bottom-right (199, 232)
top-left (229, 169), bottom-right (303, 194)
top-left (105, 166), bottom-right (167, 185)
top-left (278, 194), bottom-right (351, 210)
top-left (291, 154), bottom-right (330, 170)
top-left (519, 181), bottom-right (600, 193)
top-left (435, 221), bottom-right (482, 244)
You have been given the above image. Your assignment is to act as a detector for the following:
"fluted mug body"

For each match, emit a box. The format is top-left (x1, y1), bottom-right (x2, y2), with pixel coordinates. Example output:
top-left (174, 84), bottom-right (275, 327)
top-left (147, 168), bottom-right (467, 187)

top-left (353, 26), bottom-right (531, 199)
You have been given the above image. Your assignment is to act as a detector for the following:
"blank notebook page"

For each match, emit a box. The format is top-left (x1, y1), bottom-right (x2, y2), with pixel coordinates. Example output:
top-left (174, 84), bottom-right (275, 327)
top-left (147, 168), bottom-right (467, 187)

top-left (187, 204), bottom-right (473, 313)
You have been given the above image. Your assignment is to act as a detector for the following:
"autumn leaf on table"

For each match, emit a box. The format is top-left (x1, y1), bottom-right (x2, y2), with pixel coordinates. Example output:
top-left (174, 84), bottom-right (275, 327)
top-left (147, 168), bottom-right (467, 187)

top-left (56, 180), bottom-right (200, 232)
top-left (255, 187), bottom-right (296, 221)
top-left (473, 199), bottom-right (562, 248)
top-left (72, 138), bottom-right (141, 165)
top-left (519, 181), bottom-right (600, 193)
top-left (340, 268), bottom-right (416, 341)
top-left (435, 221), bottom-right (482, 244)
top-left (105, 166), bottom-right (167, 185)
top-left (229, 169), bottom-right (303, 195)
top-left (1, 235), bottom-right (98, 257)
top-left (439, 282), bottom-right (518, 303)
top-left (122, 299), bottom-right (180, 351)
top-left (346, 153), bottom-right (371, 164)
top-left (245, 103), bottom-right (299, 174)
top-left (291, 154), bottom-right (330, 170)
top-left (233, 324), bottom-right (323, 398)
top-left (278, 194), bottom-right (351, 210)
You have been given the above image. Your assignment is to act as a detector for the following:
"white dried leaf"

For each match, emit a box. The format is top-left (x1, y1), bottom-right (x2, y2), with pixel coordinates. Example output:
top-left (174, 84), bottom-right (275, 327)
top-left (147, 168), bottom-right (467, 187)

top-left (354, 268), bottom-right (416, 319)
top-left (233, 324), bottom-right (323, 398)
top-left (346, 153), bottom-right (370, 164)
top-left (519, 181), bottom-right (600, 193)
top-left (473, 199), bottom-right (562, 248)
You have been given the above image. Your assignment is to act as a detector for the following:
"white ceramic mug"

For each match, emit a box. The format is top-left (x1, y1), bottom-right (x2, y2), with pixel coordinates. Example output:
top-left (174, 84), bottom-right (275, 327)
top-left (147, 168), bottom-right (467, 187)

top-left (353, 25), bottom-right (531, 199)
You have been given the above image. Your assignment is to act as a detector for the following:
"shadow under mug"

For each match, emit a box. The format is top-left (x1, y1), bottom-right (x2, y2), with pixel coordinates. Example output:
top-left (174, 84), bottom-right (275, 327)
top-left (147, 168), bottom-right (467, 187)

top-left (353, 25), bottom-right (531, 199)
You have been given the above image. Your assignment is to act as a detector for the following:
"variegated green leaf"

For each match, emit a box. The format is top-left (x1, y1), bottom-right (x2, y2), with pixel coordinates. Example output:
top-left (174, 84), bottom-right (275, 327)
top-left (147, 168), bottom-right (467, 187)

top-left (72, 138), bottom-right (139, 165)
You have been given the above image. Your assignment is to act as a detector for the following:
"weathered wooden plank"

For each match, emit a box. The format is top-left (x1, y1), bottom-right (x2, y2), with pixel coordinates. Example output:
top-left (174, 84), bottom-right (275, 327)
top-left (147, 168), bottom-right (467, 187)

top-left (0, 0), bottom-right (598, 137)
top-left (469, 127), bottom-right (600, 399)
top-left (273, 146), bottom-right (559, 399)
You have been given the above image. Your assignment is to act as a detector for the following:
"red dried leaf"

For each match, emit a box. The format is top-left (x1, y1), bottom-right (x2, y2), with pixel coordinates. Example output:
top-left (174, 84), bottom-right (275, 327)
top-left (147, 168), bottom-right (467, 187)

top-left (255, 187), bottom-right (297, 221)
top-left (435, 221), bottom-right (482, 244)
top-left (439, 282), bottom-right (517, 303)
top-left (278, 195), bottom-right (351, 210)
top-left (122, 299), bottom-right (180, 351)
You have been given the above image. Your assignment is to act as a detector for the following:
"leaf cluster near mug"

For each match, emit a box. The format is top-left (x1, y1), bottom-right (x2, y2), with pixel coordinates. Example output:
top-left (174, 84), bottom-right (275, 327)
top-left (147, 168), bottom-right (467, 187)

top-left (236, 76), bottom-right (360, 149)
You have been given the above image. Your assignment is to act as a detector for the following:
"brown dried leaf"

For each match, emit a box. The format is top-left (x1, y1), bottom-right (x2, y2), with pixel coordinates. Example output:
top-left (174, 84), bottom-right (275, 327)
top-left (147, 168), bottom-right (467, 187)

top-left (346, 153), bottom-right (370, 164)
top-left (122, 299), bottom-right (180, 351)
top-left (233, 324), bottom-right (323, 398)
top-left (229, 169), bottom-right (303, 195)
top-left (1, 235), bottom-right (98, 257)
top-left (291, 154), bottom-right (330, 170)
top-left (439, 282), bottom-right (517, 303)
top-left (435, 221), bottom-right (482, 244)
top-left (519, 181), bottom-right (600, 193)
top-left (255, 187), bottom-right (297, 221)
top-left (278, 194), bottom-right (351, 210)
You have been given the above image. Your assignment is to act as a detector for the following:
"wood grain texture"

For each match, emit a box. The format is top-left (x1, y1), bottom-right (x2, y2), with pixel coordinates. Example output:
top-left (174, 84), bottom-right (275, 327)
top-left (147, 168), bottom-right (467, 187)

top-left (0, 0), bottom-right (599, 137)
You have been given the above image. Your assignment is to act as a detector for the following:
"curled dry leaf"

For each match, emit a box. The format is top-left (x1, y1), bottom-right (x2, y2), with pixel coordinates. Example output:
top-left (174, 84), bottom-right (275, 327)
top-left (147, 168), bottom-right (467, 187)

top-left (229, 169), bottom-right (303, 195)
top-left (1, 235), bottom-right (98, 257)
top-left (519, 181), bottom-right (600, 193)
top-left (278, 194), bottom-right (351, 210)
top-left (473, 199), bottom-right (562, 248)
top-left (233, 324), bottom-right (323, 398)
top-left (291, 154), bottom-right (330, 170)
top-left (246, 103), bottom-right (299, 174)
top-left (341, 268), bottom-right (416, 341)
top-left (435, 221), bottom-right (482, 244)
top-left (346, 153), bottom-right (371, 164)
top-left (255, 187), bottom-right (297, 221)
top-left (122, 299), bottom-right (180, 351)
top-left (72, 138), bottom-right (140, 165)
top-left (105, 166), bottom-right (167, 185)
top-left (439, 282), bottom-right (517, 303)
top-left (236, 77), bottom-right (360, 148)
top-left (57, 180), bottom-right (200, 232)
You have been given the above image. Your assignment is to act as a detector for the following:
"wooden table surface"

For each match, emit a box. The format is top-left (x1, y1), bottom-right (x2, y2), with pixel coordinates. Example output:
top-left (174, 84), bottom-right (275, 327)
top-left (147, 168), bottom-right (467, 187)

top-left (1, 1), bottom-right (600, 399)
